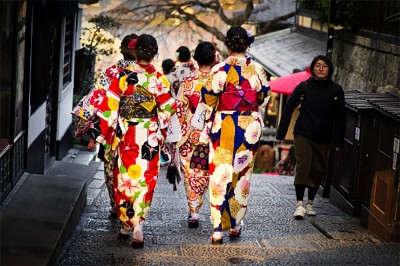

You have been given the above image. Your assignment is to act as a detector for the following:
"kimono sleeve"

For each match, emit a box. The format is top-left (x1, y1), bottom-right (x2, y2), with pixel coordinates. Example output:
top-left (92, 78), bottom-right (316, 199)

top-left (89, 75), bottom-right (121, 145)
top-left (156, 74), bottom-right (177, 130)
top-left (200, 66), bottom-right (225, 111)
top-left (255, 63), bottom-right (271, 109)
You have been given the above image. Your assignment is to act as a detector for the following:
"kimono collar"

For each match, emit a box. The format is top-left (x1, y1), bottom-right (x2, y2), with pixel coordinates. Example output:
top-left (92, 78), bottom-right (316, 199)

top-left (137, 63), bottom-right (156, 74)
top-left (225, 56), bottom-right (252, 67)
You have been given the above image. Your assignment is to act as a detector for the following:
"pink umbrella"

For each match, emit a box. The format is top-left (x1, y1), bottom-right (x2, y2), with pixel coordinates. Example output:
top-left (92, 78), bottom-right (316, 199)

top-left (269, 67), bottom-right (312, 95)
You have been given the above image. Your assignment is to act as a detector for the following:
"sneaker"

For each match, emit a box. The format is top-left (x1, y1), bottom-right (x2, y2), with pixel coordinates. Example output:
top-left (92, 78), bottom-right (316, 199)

top-left (306, 204), bottom-right (316, 216)
top-left (294, 206), bottom-right (305, 219)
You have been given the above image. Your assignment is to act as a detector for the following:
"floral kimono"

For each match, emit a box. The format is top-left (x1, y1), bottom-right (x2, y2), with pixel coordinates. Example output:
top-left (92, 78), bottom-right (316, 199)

top-left (201, 56), bottom-right (270, 231)
top-left (90, 63), bottom-right (176, 230)
top-left (71, 59), bottom-right (134, 138)
top-left (176, 69), bottom-right (211, 215)
top-left (71, 59), bottom-right (134, 210)
top-left (167, 61), bottom-right (197, 98)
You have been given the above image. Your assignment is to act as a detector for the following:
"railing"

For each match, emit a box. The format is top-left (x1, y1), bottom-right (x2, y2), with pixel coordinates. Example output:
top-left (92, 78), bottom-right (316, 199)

top-left (0, 132), bottom-right (25, 203)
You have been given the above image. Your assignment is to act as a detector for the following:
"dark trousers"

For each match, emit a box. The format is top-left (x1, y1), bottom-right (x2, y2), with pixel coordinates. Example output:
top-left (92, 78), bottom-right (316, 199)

top-left (293, 135), bottom-right (331, 202)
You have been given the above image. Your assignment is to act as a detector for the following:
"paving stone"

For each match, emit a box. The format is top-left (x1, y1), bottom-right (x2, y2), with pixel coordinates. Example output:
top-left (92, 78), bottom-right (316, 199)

top-left (88, 178), bottom-right (104, 189)
top-left (54, 149), bottom-right (400, 266)
top-left (58, 252), bottom-right (113, 265)
top-left (92, 170), bottom-right (106, 180)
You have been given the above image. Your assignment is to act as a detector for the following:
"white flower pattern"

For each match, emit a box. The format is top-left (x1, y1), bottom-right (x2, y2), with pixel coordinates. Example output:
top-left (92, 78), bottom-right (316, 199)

top-left (212, 164), bottom-right (233, 186)
top-left (211, 207), bottom-right (222, 228)
top-left (147, 132), bottom-right (158, 147)
top-left (233, 150), bottom-right (253, 174)
top-left (201, 56), bottom-right (270, 232)
top-left (211, 113), bottom-right (222, 134)
top-left (209, 179), bottom-right (226, 206)
top-left (244, 121), bottom-right (261, 145)
top-left (234, 169), bottom-right (252, 205)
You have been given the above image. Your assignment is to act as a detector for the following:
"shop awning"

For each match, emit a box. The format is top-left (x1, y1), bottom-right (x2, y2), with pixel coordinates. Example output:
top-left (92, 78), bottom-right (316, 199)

top-left (269, 68), bottom-right (312, 94)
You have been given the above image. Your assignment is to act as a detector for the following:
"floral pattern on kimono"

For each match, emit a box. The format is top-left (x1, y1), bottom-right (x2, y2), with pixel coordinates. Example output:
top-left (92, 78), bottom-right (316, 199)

top-left (176, 70), bottom-right (211, 214)
top-left (167, 61), bottom-right (197, 98)
top-left (71, 59), bottom-right (134, 208)
top-left (200, 56), bottom-right (270, 231)
top-left (89, 63), bottom-right (176, 230)
top-left (72, 59), bottom-right (134, 123)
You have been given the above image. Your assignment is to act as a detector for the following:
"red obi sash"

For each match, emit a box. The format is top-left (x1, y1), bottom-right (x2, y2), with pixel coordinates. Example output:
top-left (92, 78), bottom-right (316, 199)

top-left (218, 80), bottom-right (258, 111)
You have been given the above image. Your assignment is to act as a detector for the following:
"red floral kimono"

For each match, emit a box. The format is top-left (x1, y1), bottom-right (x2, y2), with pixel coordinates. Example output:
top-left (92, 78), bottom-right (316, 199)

top-left (176, 69), bottom-right (211, 215)
top-left (90, 63), bottom-right (176, 230)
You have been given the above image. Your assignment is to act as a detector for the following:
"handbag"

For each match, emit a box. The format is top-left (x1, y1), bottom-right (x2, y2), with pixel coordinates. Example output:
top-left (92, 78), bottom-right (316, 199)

top-left (166, 147), bottom-right (182, 191)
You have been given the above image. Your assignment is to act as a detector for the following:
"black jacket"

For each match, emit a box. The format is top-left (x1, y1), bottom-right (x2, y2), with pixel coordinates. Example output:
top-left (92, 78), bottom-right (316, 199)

top-left (276, 77), bottom-right (346, 148)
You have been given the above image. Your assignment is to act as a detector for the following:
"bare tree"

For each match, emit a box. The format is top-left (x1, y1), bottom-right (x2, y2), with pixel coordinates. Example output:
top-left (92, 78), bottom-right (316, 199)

top-left (103, 0), bottom-right (294, 52)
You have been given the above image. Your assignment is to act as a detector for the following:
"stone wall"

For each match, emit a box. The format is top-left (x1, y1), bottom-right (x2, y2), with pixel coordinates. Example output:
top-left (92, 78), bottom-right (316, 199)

top-left (332, 31), bottom-right (400, 95)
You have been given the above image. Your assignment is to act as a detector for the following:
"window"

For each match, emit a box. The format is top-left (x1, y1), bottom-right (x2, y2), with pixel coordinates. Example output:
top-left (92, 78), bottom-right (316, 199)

top-left (59, 14), bottom-right (75, 92)
top-left (62, 14), bottom-right (75, 88)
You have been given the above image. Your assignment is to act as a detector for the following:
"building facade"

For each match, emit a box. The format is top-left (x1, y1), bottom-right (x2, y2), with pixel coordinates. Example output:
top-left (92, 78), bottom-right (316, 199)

top-left (0, 0), bottom-right (86, 203)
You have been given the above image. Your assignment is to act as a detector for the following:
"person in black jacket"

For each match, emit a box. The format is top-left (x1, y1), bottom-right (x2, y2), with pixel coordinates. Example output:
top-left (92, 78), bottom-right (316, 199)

top-left (276, 55), bottom-right (346, 219)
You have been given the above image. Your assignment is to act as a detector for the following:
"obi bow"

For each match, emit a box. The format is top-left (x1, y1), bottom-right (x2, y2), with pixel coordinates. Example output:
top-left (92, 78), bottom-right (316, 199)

top-left (220, 79), bottom-right (257, 110)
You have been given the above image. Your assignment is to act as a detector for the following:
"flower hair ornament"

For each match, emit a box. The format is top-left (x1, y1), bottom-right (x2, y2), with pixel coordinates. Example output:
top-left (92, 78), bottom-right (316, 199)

top-left (128, 39), bottom-right (137, 49)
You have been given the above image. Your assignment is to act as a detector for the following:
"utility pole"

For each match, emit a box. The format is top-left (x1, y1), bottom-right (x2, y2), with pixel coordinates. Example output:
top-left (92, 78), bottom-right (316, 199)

top-left (326, 0), bottom-right (338, 58)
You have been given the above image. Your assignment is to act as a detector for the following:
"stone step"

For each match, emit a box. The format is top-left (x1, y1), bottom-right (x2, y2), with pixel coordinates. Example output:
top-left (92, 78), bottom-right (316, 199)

top-left (0, 160), bottom-right (101, 265)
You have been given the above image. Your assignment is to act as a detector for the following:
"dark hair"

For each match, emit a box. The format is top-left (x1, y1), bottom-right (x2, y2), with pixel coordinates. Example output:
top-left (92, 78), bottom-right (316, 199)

top-left (310, 55), bottom-right (334, 79)
top-left (193, 42), bottom-right (216, 66)
top-left (120, 33), bottom-right (138, 60)
top-left (161, 58), bottom-right (175, 75)
top-left (224, 25), bottom-right (254, 53)
top-left (176, 46), bottom-right (191, 62)
top-left (134, 34), bottom-right (158, 62)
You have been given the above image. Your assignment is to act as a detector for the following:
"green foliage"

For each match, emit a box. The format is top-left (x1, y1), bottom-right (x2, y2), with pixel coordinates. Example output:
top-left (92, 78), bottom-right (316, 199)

top-left (81, 15), bottom-right (121, 57)
top-left (75, 15), bottom-right (121, 106)
top-left (299, 0), bottom-right (360, 29)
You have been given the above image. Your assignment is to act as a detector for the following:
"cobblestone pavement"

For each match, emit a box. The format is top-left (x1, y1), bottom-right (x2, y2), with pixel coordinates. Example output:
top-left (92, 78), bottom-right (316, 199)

top-left (55, 164), bottom-right (400, 266)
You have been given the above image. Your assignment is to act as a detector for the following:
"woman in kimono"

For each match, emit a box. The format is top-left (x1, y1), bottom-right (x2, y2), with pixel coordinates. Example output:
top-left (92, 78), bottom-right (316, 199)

top-left (71, 33), bottom-right (138, 218)
top-left (201, 25), bottom-right (270, 244)
top-left (89, 34), bottom-right (176, 249)
top-left (167, 46), bottom-right (197, 98)
top-left (175, 42), bottom-right (216, 228)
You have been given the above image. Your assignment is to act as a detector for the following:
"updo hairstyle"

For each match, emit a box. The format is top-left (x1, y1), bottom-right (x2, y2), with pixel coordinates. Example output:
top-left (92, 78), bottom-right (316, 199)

top-left (176, 46), bottom-right (191, 62)
top-left (134, 34), bottom-right (158, 62)
top-left (224, 25), bottom-right (254, 53)
top-left (161, 58), bottom-right (175, 75)
top-left (193, 42), bottom-right (216, 66)
top-left (120, 33), bottom-right (138, 60)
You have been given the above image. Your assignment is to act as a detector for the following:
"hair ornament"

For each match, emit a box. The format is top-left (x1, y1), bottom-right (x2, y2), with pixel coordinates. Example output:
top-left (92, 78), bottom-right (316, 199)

top-left (128, 39), bottom-right (137, 49)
